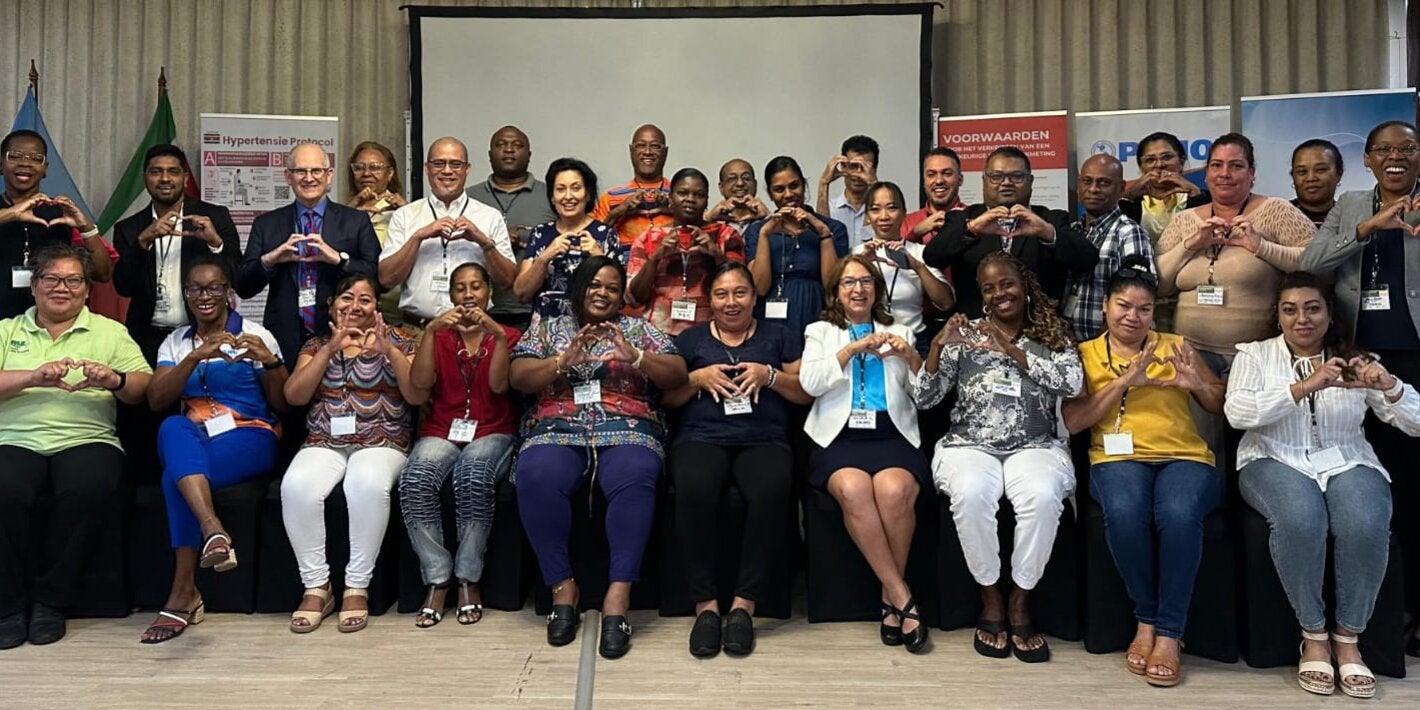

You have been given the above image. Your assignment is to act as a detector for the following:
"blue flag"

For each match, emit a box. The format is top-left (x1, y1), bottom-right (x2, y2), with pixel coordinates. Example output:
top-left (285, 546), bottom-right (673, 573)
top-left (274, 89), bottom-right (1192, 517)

top-left (10, 87), bottom-right (93, 219)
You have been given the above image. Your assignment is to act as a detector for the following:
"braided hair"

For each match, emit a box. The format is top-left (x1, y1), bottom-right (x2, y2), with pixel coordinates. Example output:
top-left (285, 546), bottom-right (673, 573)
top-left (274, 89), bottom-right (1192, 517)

top-left (977, 251), bottom-right (1073, 351)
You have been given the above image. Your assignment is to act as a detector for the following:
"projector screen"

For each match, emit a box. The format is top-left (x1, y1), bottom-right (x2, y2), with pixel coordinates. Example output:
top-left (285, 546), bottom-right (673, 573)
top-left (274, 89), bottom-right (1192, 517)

top-left (408, 5), bottom-right (932, 204)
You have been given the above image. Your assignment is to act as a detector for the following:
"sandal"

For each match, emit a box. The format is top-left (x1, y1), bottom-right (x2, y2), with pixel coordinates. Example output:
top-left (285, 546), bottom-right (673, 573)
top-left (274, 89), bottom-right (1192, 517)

top-left (1297, 629), bottom-right (1334, 696)
top-left (199, 532), bottom-right (237, 572)
top-left (1010, 623), bottom-right (1050, 663)
top-left (1145, 640), bottom-right (1183, 687)
top-left (415, 582), bottom-right (451, 628)
top-left (1331, 632), bottom-right (1375, 699)
top-left (879, 602), bottom-right (902, 646)
top-left (339, 587), bottom-right (369, 633)
top-left (973, 619), bottom-right (1010, 659)
top-left (289, 586), bottom-right (335, 634)
top-left (139, 599), bottom-right (205, 644)
top-left (456, 581), bottom-right (483, 626)
top-left (896, 595), bottom-right (928, 654)
top-left (1126, 639), bottom-right (1151, 675)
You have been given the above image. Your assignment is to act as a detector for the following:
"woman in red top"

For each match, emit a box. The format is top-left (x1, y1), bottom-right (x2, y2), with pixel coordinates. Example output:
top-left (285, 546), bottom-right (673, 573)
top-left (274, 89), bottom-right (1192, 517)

top-left (399, 262), bottom-right (519, 627)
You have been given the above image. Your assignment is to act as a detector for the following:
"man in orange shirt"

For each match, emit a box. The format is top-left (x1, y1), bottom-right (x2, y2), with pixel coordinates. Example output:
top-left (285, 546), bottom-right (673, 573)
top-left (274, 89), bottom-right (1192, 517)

top-left (592, 124), bottom-right (674, 248)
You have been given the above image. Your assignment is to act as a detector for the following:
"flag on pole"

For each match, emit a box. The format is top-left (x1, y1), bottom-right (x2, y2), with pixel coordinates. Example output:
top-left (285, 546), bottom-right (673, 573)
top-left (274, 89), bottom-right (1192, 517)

top-left (95, 68), bottom-right (197, 235)
top-left (9, 86), bottom-right (94, 219)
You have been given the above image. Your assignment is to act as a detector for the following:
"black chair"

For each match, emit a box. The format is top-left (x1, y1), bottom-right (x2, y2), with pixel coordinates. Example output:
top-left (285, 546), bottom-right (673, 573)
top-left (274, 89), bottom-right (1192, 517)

top-left (1081, 499), bottom-right (1239, 662)
top-left (1238, 503), bottom-right (1407, 678)
top-left (31, 485), bottom-right (129, 618)
top-left (127, 478), bottom-right (267, 613)
top-left (254, 479), bottom-right (400, 615)
top-left (657, 483), bottom-right (794, 619)
top-left (936, 495), bottom-right (1080, 640)
top-left (801, 485), bottom-right (939, 626)
top-left (530, 482), bottom-right (664, 616)
top-left (395, 477), bottom-right (531, 614)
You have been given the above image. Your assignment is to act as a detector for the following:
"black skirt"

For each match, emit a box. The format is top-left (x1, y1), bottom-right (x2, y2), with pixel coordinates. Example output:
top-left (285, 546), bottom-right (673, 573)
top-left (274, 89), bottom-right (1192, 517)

top-left (807, 411), bottom-right (931, 489)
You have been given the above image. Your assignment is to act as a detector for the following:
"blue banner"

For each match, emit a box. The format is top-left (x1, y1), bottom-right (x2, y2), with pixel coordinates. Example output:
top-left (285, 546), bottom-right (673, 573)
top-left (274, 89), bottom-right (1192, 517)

top-left (9, 87), bottom-right (94, 218)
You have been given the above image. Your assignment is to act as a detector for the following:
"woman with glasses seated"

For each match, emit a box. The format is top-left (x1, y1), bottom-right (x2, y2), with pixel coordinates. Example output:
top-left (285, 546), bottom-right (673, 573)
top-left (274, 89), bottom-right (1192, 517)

top-left (515, 158), bottom-right (622, 327)
top-left (0, 245), bottom-right (151, 650)
top-left (346, 141), bottom-right (406, 323)
top-left (139, 256), bottom-right (288, 643)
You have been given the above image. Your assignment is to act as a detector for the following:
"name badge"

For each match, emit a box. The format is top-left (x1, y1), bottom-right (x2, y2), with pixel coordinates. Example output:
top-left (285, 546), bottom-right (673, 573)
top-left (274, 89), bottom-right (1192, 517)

top-left (298, 288), bottom-right (318, 309)
top-left (1196, 285), bottom-right (1225, 306)
top-left (573, 380), bottom-right (602, 405)
top-left (154, 292), bottom-right (173, 314)
top-left (848, 409), bottom-right (877, 429)
top-left (990, 376), bottom-right (1021, 398)
top-left (1361, 287), bottom-right (1390, 311)
top-left (11, 267), bottom-right (31, 288)
top-left (1103, 431), bottom-right (1135, 456)
top-left (670, 299), bottom-right (697, 321)
top-left (448, 418), bottom-right (477, 443)
top-left (430, 274), bottom-right (451, 294)
top-left (204, 413), bottom-right (237, 438)
top-left (330, 413), bottom-right (357, 436)
top-left (722, 396), bottom-right (753, 416)
top-left (1308, 445), bottom-right (1348, 474)
top-left (764, 299), bottom-right (789, 319)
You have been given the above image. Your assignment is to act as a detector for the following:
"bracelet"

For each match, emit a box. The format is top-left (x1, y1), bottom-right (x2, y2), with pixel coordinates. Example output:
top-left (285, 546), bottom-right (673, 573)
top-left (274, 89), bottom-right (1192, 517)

top-left (106, 371), bottom-right (127, 391)
top-left (80, 227), bottom-right (101, 239)
top-left (765, 366), bottom-right (778, 389)
top-left (1384, 379), bottom-right (1404, 398)
top-left (632, 347), bottom-right (646, 369)
top-left (554, 358), bottom-right (569, 376)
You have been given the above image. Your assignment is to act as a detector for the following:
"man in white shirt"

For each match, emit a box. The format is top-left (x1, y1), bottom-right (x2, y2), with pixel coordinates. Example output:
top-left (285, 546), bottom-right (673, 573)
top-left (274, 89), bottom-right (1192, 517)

top-left (379, 137), bottom-right (516, 327)
top-left (815, 134), bottom-right (880, 249)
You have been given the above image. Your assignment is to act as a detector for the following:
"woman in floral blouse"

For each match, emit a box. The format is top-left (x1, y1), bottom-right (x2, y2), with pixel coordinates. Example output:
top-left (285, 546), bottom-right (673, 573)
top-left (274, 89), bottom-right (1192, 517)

top-left (914, 251), bottom-right (1082, 663)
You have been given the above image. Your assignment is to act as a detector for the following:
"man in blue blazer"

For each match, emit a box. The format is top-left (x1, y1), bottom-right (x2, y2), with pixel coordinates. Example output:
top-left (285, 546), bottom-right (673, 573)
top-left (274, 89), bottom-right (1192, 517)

top-left (236, 143), bottom-right (380, 361)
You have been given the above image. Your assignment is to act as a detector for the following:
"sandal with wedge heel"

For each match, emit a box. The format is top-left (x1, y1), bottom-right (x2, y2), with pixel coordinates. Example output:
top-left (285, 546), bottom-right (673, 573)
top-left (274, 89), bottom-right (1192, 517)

top-left (338, 588), bottom-right (369, 633)
top-left (289, 586), bottom-right (335, 634)
top-left (1331, 632), bottom-right (1375, 699)
top-left (1297, 629), bottom-right (1334, 696)
top-left (199, 532), bottom-right (237, 572)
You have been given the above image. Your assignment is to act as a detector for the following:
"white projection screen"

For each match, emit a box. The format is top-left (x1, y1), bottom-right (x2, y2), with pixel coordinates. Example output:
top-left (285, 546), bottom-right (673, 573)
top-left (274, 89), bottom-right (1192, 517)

top-left (408, 5), bottom-right (933, 203)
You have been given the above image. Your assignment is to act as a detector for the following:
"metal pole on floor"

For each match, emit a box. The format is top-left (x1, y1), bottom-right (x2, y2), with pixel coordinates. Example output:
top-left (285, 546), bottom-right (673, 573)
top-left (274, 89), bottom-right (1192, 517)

top-left (573, 609), bottom-right (599, 710)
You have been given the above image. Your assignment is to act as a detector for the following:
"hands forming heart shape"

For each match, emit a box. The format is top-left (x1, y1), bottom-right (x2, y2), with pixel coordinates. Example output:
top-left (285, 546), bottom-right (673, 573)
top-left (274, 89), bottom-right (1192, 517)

top-left (30, 357), bottom-right (119, 392)
top-left (1366, 195), bottom-right (1420, 237)
top-left (6, 194), bottom-right (80, 230)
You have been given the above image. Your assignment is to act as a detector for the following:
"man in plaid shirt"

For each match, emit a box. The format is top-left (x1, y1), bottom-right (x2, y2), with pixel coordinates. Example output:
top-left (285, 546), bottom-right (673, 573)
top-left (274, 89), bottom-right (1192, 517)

top-left (1063, 154), bottom-right (1154, 342)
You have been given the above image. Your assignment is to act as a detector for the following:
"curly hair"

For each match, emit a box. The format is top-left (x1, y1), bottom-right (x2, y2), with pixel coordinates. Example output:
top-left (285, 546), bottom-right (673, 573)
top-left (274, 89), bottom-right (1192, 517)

top-left (820, 254), bottom-right (894, 328)
top-left (977, 251), bottom-right (1072, 351)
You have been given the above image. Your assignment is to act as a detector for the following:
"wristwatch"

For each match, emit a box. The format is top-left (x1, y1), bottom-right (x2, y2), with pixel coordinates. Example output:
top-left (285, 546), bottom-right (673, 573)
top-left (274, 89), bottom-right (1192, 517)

top-left (337, 251), bottom-right (351, 269)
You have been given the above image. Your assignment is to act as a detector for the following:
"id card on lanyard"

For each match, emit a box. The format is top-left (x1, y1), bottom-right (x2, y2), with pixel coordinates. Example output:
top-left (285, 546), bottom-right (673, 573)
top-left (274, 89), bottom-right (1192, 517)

top-left (449, 336), bottom-right (490, 443)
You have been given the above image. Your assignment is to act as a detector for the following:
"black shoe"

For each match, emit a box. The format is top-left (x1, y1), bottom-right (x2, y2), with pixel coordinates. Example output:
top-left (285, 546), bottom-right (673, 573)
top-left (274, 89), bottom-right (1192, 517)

top-left (898, 596), bottom-right (928, 654)
top-left (722, 608), bottom-right (755, 656)
top-left (599, 614), bottom-right (632, 659)
top-left (546, 604), bottom-right (580, 647)
top-left (880, 602), bottom-right (902, 646)
top-left (0, 612), bottom-right (25, 650)
top-left (689, 611), bottom-right (721, 658)
top-left (27, 603), bottom-right (65, 645)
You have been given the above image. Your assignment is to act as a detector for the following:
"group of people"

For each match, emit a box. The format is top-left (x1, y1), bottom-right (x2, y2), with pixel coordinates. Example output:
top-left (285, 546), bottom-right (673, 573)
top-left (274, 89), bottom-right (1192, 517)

top-left (2, 116), bottom-right (1420, 696)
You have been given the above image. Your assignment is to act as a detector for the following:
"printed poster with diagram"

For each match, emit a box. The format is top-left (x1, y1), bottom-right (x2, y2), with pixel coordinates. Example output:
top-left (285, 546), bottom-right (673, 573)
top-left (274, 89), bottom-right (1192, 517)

top-left (199, 113), bottom-right (340, 320)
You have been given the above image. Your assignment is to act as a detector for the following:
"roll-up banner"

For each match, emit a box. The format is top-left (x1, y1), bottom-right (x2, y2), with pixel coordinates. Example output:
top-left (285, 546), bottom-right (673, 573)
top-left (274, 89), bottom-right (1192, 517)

top-left (937, 111), bottom-right (1069, 211)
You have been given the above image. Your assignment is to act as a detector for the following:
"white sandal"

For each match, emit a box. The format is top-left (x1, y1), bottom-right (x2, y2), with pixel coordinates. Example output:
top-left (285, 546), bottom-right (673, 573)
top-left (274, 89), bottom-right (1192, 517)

top-left (1331, 632), bottom-right (1376, 699)
top-left (1297, 629), bottom-right (1334, 696)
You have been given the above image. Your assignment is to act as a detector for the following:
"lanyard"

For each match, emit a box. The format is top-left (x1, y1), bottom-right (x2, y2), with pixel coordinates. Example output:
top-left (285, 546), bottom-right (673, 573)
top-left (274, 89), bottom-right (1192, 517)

top-left (1292, 352), bottom-right (1327, 450)
top-left (774, 231), bottom-right (801, 298)
top-left (1203, 194), bottom-right (1256, 285)
top-left (1367, 185), bottom-right (1420, 289)
top-left (711, 320), bottom-right (754, 363)
top-left (853, 323), bottom-right (875, 410)
top-left (1103, 334), bottom-right (1149, 433)
top-left (456, 334), bottom-right (490, 420)
top-left (152, 205), bottom-right (184, 293)
top-left (430, 196), bottom-right (473, 277)
top-left (486, 186), bottom-right (521, 217)
top-left (679, 245), bottom-right (692, 298)
top-left (196, 349), bottom-right (222, 419)
top-left (884, 247), bottom-right (903, 308)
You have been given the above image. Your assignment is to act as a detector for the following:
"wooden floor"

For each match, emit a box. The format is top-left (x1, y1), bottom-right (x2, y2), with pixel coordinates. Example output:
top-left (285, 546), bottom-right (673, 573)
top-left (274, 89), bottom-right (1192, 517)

top-left (4, 609), bottom-right (1419, 709)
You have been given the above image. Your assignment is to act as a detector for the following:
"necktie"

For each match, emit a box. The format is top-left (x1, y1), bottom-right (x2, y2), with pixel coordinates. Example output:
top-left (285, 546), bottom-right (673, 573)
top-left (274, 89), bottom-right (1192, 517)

top-left (298, 210), bottom-right (322, 333)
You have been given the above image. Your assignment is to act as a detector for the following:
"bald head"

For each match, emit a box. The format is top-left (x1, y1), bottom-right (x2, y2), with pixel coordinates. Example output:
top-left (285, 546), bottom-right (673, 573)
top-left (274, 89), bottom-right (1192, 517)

top-left (426, 136), bottom-right (469, 163)
top-left (1077, 153), bottom-right (1125, 217)
top-left (629, 124), bottom-right (668, 181)
top-left (287, 142), bottom-right (333, 207)
top-left (489, 126), bottom-right (531, 181)
top-left (717, 159), bottom-right (756, 200)
top-left (289, 143), bottom-right (331, 169)
top-left (426, 136), bottom-right (472, 201)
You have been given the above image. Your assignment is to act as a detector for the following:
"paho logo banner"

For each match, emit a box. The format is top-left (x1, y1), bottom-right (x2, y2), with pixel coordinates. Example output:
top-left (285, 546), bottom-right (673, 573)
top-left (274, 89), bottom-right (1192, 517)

top-left (1074, 106), bottom-right (1231, 181)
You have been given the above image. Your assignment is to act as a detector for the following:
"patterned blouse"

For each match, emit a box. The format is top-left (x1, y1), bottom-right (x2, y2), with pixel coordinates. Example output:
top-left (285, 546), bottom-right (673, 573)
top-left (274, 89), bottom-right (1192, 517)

top-left (913, 319), bottom-right (1083, 454)
top-left (511, 314), bottom-right (678, 455)
top-left (299, 329), bottom-right (418, 452)
top-left (523, 219), bottom-right (624, 322)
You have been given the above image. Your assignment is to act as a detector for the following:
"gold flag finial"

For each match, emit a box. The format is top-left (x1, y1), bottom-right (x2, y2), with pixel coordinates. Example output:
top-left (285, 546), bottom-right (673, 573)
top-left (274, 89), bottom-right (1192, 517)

top-left (27, 60), bottom-right (38, 100)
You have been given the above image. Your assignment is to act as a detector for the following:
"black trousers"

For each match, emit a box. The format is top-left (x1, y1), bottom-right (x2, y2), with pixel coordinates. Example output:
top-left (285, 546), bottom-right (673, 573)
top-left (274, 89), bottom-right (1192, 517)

top-left (669, 441), bottom-right (791, 603)
top-left (0, 444), bottom-right (124, 616)
top-left (1366, 348), bottom-right (1420, 616)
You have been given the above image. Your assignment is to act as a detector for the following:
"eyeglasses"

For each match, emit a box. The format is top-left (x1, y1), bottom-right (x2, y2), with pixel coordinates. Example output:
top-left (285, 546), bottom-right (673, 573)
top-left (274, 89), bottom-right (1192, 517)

top-left (349, 162), bottom-right (389, 173)
top-left (36, 274), bottom-right (85, 290)
top-left (1139, 152), bottom-right (1180, 168)
top-left (984, 171), bottom-right (1030, 185)
top-left (4, 150), bottom-right (47, 165)
top-left (1114, 266), bottom-right (1158, 287)
top-left (183, 284), bottom-right (229, 299)
top-left (721, 173), bottom-right (754, 184)
top-left (427, 159), bottom-right (468, 171)
top-left (838, 276), bottom-right (875, 290)
top-left (1078, 176), bottom-right (1117, 189)
top-left (1366, 144), bottom-right (1420, 158)
top-left (288, 167), bottom-right (331, 179)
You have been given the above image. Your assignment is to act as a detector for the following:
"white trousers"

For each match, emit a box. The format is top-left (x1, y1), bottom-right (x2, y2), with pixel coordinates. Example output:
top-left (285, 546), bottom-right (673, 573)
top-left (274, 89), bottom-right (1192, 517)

top-left (281, 445), bottom-right (407, 589)
top-left (933, 446), bottom-right (1075, 589)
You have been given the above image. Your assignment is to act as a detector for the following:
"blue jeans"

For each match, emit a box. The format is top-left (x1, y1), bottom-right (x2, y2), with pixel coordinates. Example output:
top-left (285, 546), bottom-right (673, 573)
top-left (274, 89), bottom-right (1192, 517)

top-left (397, 434), bottom-right (515, 585)
top-left (1090, 459), bottom-right (1221, 639)
top-left (157, 417), bottom-right (277, 549)
top-left (1239, 459), bottom-right (1391, 633)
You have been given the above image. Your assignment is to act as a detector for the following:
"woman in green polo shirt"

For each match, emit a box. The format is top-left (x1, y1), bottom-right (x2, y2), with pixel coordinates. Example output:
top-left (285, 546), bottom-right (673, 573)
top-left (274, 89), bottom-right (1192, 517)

top-left (0, 244), bottom-right (151, 651)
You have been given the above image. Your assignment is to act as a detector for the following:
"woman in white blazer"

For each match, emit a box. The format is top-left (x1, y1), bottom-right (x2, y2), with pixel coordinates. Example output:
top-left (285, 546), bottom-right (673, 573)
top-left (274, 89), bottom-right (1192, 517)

top-left (1226, 272), bottom-right (1420, 699)
top-left (801, 253), bottom-right (929, 653)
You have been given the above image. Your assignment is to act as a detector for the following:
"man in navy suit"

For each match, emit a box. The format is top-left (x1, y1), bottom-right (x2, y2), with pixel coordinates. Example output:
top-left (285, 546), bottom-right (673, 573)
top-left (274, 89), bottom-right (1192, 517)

top-left (236, 142), bottom-right (380, 361)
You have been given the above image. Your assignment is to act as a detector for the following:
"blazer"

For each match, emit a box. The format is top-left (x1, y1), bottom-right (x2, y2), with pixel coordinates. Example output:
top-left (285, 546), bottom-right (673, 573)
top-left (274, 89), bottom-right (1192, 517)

top-left (236, 199), bottom-right (381, 360)
top-left (1299, 188), bottom-right (1420, 337)
top-left (800, 320), bottom-right (922, 448)
top-left (112, 198), bottom-right (240, 354)
top-left (922, 203), bottom-right (1100, 318)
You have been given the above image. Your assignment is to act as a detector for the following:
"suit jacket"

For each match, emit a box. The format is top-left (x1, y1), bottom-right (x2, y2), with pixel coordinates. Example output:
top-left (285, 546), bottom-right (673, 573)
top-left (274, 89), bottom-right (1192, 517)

top-left (236, 199), bottom-right (380, 360)
top-left (112, 198), bottom-right (240, 359)
top-left (1300, 189), bottom-right (1420, 337)
top-left (922, 203), bottom-right (1100, 318)
top-left (800, 320), bottom-right (922, 448)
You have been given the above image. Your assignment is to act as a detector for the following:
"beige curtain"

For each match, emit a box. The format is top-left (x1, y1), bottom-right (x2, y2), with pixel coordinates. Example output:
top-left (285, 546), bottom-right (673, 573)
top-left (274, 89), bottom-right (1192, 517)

top-left (0, 0), bottom-right (1392, 218)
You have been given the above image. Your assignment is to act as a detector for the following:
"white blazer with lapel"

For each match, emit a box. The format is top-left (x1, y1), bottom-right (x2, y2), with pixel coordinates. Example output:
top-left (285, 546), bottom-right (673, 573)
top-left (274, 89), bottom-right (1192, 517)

top-left (800, 319), bottom-right (921, 448)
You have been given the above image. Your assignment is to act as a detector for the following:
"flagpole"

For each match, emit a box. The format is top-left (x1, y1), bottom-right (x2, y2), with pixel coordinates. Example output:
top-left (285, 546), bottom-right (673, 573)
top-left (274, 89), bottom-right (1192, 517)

top-left (28, 59), bottom-right (38, 103)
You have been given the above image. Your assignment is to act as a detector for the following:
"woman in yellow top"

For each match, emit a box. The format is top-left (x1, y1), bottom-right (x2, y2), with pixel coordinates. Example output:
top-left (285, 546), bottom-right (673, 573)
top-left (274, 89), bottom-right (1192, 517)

top-left (346, 141), bottom-right (406, 323)
top-left (1063, 254), bottom-right (1224, 688)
